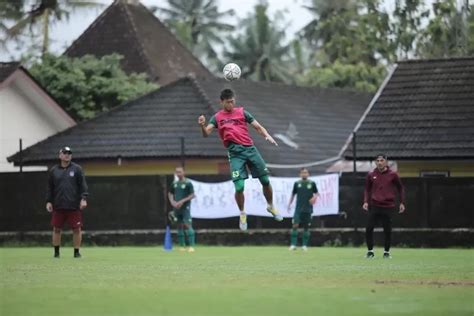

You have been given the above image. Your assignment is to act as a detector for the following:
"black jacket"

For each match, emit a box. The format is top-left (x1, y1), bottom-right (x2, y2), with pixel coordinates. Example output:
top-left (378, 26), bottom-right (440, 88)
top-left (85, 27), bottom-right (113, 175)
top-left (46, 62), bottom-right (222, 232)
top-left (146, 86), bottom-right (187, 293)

top-left (46, 162), bottom-right (88, 210)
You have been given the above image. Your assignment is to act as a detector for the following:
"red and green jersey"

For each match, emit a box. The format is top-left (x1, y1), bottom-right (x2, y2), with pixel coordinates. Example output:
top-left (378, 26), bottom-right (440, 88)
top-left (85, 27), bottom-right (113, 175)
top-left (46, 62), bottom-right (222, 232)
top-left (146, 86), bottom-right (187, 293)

top-left (209, 107), bottom-right (255, 148)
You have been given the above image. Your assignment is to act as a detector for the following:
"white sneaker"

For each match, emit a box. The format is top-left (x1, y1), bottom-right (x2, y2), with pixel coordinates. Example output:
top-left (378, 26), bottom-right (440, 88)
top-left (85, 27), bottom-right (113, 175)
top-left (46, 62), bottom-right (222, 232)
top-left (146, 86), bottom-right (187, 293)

top-left (302, 246), bottom-right (308, 251)
top-left (266, 206), bottom-right (283, 221)
top-left (289, 245), bottom-right (297, 251)
top-left (239, 213), bottom-right (248, 231)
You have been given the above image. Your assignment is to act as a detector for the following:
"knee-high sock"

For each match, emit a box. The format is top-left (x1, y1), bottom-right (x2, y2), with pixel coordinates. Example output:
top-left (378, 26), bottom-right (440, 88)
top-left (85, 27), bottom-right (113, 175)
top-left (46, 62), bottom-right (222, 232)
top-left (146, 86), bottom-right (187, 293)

top-left (177, 229), bottom-right (185, 247)
top-left (302, 228), bottom-right (310, 247)
top-left (187, 227), bottom-right (195, 247)
top-left (290, 228), bottom-right (298, 246)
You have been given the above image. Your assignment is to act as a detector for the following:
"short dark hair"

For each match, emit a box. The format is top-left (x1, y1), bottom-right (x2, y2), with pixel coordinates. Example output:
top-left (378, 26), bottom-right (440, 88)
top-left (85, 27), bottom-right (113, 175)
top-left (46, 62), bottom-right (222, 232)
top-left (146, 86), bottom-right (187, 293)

top-left (375, 153), bottom-right (387, 160)
top-left (300, 167), bottom-right (309, 172)
top-left (220, 89), bottom-right (235, 101)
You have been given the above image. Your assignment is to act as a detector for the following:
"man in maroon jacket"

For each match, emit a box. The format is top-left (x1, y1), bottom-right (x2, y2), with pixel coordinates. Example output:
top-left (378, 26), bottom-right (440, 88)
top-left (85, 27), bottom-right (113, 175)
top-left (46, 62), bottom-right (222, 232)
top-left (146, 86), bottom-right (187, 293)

top-left (363, 154), bottom-right (405, 259)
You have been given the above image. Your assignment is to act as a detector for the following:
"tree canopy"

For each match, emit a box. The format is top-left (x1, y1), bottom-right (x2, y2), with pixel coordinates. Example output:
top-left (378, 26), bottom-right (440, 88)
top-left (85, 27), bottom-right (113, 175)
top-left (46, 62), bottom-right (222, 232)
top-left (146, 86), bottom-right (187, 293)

top-left (29, 54), bottom-right (158, 121)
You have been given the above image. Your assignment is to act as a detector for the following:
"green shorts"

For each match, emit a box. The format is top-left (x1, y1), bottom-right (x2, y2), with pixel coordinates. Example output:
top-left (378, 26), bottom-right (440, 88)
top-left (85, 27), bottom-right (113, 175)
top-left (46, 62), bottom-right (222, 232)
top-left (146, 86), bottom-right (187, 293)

top-left (227, 143), bottom-right (269, 181)
top-left (292, 211), bottom-right (313, 226)
top-left (172, 206), bottom-right (192, 225)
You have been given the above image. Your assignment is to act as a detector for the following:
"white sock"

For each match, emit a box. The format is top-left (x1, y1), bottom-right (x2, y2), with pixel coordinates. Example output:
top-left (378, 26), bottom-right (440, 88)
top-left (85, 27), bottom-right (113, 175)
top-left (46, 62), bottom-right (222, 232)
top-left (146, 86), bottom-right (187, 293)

top-left (368, 249), bottom-right (374, 252)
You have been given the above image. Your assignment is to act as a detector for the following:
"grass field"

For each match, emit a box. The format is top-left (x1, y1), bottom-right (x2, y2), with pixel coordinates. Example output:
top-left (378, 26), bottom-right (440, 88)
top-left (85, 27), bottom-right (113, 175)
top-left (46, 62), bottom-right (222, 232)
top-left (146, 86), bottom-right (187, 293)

top-left (0, 247), bottom-right (473, 316)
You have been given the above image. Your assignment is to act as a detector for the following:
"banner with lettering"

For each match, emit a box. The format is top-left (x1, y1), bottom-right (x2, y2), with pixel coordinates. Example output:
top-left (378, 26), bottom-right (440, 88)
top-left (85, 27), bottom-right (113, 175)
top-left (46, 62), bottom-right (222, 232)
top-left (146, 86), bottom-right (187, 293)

top-left (189, 174), bottom-right (339, 218)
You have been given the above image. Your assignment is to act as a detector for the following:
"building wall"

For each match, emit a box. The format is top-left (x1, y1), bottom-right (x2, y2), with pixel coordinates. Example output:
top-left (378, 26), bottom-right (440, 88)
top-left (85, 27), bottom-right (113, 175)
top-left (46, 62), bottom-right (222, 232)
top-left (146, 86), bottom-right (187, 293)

top-left (81, 158), bottom-right (230, 176)
top-left (398, 160), bottom-right (474, 177)
top-left (0, 85), bottom-right (61, 172)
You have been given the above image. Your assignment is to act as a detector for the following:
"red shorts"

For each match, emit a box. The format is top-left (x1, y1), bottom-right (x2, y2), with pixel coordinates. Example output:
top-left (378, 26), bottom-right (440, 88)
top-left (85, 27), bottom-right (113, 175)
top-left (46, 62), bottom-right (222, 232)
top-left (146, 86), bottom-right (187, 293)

top-left (51, 209), bottom-right (83, 229)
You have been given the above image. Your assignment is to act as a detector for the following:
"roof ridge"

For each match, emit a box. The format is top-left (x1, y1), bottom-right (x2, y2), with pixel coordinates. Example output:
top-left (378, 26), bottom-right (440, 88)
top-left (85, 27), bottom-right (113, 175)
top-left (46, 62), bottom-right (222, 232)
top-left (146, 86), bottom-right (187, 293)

top-left (132, 2), bottom-right (213, 79)
top-left (398, 56), bottom-right (474, 63)
top-left (63, 1), bottom-right (118, 56)
top-left (200, 77), bottom-right (372, 97)
top-left (121, 2), bottom-right (157, 79)
top-left (0, 61), bottom-right (21, 66)
top-left (187, 75), bottom-right (218, 114)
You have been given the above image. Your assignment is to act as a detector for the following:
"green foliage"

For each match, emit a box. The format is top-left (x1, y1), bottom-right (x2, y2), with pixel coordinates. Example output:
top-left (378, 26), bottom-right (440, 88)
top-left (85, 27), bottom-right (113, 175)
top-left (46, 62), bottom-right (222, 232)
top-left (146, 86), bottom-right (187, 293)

top-left (300, 0), bottom-right (393, 66)
top-left (157, 0), bottom-right (234, 71)
top-left (391, 0), bottom-right (429, 59)
top-left (224, 3), bottom-right (290, 83)
top-left (1, 0), bottom-right (103, 60)
top-left (298, 61), bottom-right (387, 93)
top-left (418, 0), bottom-right (473, 58)
top-left (29, 54), bottom-right (158, 121)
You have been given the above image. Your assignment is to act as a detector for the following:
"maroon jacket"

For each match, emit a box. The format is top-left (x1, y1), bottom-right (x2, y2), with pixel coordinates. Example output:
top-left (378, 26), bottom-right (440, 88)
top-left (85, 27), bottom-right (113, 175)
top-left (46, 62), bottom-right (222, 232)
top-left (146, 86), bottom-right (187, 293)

top-left (364, 167), bottom-right (405, 208)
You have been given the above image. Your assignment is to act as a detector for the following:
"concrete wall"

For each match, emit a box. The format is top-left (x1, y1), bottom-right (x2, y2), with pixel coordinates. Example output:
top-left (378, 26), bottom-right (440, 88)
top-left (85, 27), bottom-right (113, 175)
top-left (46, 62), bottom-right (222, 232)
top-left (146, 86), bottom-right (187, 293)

top-left (0, 73), bottom-right (75, 172)
top-left (398, 160), bottom-right (474, 177)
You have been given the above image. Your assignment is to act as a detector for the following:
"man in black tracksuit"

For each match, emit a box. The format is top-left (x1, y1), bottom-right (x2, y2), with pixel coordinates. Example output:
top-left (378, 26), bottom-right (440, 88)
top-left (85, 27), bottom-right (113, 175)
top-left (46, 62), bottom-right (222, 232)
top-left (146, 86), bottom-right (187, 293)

top-left (46, 146), bottom-right (88, 258)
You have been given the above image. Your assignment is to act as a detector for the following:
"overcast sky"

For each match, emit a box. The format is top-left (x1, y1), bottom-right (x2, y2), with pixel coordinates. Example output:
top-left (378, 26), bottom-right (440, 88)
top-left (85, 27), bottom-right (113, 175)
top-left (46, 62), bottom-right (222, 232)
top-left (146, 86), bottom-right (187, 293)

top-left (1, 0), bottom-right (426, 61)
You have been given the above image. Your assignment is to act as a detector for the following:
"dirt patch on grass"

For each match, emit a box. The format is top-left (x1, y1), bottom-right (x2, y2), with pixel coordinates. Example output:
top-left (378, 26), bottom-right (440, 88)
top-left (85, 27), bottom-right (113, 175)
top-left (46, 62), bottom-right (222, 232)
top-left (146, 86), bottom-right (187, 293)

top-left (375, 280), bottom-right (474, 287)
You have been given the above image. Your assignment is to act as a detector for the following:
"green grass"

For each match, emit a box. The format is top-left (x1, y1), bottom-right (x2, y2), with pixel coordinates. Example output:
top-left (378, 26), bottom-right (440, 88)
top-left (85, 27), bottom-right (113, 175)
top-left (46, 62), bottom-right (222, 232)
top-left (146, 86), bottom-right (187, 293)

top-left (0, 247), bottom-right (473, 316)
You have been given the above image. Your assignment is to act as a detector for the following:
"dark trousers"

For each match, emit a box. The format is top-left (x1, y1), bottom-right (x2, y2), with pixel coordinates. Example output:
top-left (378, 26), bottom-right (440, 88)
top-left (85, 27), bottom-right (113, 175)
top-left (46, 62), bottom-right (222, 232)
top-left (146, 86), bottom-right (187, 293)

top-left (366, 206), bottom-right (394, 252)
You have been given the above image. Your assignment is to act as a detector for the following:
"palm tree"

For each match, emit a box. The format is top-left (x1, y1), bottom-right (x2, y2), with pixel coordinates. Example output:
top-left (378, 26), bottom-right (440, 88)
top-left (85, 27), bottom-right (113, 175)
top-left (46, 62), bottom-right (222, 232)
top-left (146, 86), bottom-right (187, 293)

top-left (2, 0), bottom-right (102, 59)
top-left (300, 0), bottom-right (356, 48)
top-left (223, 3), bottom-right (290, 83)
top-left (156, 0), bottom-right (235, 70)
top-left (300, 0), bottom-right (393, 66)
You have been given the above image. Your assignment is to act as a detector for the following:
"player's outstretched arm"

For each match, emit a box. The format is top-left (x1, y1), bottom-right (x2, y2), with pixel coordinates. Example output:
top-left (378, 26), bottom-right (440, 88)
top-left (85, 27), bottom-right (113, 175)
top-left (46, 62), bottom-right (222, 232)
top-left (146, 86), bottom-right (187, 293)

top-left (251, 120), bottom-right (278, 146)
top-left (198, 115), bottom-right (215, 137)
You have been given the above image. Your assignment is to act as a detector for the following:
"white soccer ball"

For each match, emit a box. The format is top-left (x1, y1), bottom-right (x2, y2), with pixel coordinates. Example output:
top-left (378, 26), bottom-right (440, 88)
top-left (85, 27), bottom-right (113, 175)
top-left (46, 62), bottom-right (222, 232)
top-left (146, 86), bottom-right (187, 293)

top-left (223, 63), bottom-right (241, 81)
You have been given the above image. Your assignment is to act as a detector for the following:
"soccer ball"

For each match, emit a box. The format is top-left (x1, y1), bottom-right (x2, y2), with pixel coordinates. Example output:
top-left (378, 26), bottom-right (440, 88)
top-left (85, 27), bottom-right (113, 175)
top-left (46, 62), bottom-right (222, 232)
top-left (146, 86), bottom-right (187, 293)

top-left (223, 63), bottom-right (241, 81)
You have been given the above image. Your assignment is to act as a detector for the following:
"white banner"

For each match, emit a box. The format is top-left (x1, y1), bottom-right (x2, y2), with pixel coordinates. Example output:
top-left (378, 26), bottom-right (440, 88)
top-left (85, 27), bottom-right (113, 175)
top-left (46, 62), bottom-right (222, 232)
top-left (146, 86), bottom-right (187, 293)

top-left (189, 174), bottom-right (339, 219)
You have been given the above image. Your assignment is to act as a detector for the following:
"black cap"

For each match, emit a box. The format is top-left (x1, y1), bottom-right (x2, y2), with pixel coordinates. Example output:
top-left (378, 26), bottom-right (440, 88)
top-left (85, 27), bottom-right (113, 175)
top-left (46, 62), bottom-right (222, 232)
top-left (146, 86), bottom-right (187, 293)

top-left (59, 146), bottom-right (72, 154)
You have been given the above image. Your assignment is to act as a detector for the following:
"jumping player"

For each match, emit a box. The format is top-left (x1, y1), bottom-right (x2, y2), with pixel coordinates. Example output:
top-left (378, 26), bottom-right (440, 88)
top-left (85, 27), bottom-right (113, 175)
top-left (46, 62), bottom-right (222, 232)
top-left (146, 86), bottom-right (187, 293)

top-left (198, 88), bottom-right (283, 230)
top-left (287, 168), bottom-right (319, 251)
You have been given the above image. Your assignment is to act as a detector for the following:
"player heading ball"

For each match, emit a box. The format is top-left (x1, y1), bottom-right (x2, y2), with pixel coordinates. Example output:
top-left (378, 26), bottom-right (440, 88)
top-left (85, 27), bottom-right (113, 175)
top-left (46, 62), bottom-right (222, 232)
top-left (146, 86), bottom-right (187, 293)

top-left (198, 88), bottom-right (283, 231)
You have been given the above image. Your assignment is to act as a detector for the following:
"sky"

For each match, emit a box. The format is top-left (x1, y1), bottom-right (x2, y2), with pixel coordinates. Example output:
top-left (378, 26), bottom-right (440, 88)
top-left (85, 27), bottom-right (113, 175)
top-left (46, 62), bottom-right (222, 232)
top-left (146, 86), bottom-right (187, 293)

top-left (1, 0), bottom-right (312, 60)
top-left (0, 0), bottom-right (404, 61)
top-left (4, 0), bottom-right (455, 63)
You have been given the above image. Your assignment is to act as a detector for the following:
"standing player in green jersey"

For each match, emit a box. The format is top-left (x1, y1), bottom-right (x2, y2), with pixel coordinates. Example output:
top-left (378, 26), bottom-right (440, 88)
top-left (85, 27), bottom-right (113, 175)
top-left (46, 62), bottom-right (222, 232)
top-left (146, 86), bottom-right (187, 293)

top-left (198, 88), bottom-right (283, 231)
top-left (168, 166), bottom-right (196, 252)
top-left (287, 168), bottom-right (319, 251)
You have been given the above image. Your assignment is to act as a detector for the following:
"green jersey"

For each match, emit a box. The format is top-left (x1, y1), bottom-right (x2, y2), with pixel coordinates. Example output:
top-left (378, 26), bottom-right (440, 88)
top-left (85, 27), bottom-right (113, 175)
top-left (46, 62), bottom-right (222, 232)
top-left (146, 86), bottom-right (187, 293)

top-left (169, 179), bottom-right (194, 211)
top-left (292, 180), bottom-right (318, 213)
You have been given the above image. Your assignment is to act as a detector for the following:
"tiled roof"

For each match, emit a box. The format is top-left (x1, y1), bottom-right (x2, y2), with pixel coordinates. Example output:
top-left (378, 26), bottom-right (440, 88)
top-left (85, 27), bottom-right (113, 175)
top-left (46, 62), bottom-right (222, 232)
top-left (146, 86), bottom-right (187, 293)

top-left (8, 77), bottom-right (224, 164)
top-left (344, 57), bottom-right (474, 160)
top-left (9, 77), bottom-right (372, 174)
top-left (0, 62), bottom-right (20, 82)
top-left (64, 0), bottom-right (212, 85)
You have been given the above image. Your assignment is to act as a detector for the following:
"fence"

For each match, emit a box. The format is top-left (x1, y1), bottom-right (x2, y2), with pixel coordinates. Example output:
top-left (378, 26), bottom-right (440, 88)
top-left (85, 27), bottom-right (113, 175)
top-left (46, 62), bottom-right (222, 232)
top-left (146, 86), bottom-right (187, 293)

top-left (0, 172), bottom-right (473, 231)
